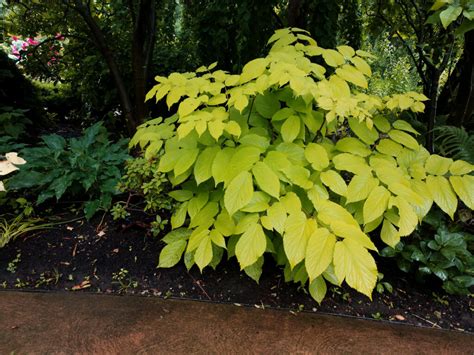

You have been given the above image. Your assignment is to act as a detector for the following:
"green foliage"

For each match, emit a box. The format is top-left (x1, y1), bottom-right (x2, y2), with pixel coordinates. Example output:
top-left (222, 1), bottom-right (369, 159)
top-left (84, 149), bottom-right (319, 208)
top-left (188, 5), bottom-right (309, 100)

top-left (127, 28), bottom-right (474, 302)
top-left (0, 106), bottom-right (31, 139)
top-left (381, 209), bottom-right (474, 295)
top-left (116, 156), bottom-right (174, 213)
top-left (0, 214), bottom-right (53, 249)
top-left (434, 125), bottom-right (474, 164)
top-left (7, 122), bottom-right (129, 219)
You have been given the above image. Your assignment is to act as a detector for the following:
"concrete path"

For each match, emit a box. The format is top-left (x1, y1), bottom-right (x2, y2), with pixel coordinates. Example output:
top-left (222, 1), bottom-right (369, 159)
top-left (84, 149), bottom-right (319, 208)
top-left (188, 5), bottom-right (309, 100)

top-left (0, 291), bottom-right (472, 354)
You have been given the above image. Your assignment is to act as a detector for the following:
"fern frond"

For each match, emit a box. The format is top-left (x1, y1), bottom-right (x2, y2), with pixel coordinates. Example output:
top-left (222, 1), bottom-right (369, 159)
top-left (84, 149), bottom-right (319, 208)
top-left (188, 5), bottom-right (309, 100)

top-left (434, 125), bottom-right (474, 164)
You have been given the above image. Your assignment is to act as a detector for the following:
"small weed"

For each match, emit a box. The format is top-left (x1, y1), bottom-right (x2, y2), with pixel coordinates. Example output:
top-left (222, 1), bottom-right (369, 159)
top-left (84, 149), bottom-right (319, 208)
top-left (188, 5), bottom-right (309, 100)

top-left (371, 312), bottom-right (382, 320)
top-left (7, 252), bottom-right (21, 273)
top-left (14, 278), bottom-right (28, 288)
top-left (112, 268), bottom-right (138, 292)
top-left (376, 273), bottom-right (393, 294)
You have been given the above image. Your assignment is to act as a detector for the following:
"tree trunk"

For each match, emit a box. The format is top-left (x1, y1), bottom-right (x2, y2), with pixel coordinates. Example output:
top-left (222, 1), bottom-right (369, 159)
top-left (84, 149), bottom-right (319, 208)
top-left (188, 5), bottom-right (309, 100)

top-left (287, 0), bottom-right (305, 28)
top-left (71, 0), bottom-right (138, 134)
top-left (131, 0), bottom-right (157, 127)
top-left (438, 31), bottom-right (474, 128)
top-left (424, 68), bottom-right (440, 153)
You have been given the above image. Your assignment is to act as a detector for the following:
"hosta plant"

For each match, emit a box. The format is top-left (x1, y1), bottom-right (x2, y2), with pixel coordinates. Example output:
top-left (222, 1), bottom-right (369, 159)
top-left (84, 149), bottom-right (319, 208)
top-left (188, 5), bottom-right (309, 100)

top-left (131, 28), bottom-right (474, 302)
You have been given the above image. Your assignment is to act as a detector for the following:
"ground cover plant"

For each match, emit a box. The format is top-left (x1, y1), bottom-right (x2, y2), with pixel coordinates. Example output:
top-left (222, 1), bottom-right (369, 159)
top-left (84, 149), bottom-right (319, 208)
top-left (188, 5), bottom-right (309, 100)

top-left (131, 28), bottom-right (474, 303)
top-left (6, 122), bottom-right (129, 219)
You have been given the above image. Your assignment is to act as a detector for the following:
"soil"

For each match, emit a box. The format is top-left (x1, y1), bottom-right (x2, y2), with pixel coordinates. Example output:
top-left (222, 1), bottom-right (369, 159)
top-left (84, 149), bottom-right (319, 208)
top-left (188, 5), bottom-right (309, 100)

top-left (0, 208), bottom-right (472, 333)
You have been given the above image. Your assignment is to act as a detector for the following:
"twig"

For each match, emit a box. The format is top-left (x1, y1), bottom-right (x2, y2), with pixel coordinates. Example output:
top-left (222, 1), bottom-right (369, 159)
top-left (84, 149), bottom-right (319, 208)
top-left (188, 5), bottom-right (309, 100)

top-left (411, 313), bottom-right (441, 328)
top-left (187, 271), bottom-right (211, 300)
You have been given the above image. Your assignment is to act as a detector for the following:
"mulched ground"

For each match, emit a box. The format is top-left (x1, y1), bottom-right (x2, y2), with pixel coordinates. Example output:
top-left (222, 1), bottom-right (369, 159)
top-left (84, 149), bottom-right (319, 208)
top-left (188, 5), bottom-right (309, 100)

top-left (0, 209), bottom-right (472, 332)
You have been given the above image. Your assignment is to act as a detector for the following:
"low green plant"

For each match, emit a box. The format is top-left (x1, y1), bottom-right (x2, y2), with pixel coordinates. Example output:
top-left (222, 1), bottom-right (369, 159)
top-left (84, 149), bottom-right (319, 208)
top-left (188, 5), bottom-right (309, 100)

top-left (112, 268), bottom-right (138, 292)
top-left (0, 106), bottom-right (31, 139)
top-left (381, 209), bottom-right (474, 295)
top-left (434, 126), bottom-right (474, 164)
top-left (7, 122), bottom-right (129, 219)
top-left (131, 28), bottom-right (474, 302)
top-left (0, 214), bottom-right (53, 248)
top-left (116, 156), bottom-right (174, 213)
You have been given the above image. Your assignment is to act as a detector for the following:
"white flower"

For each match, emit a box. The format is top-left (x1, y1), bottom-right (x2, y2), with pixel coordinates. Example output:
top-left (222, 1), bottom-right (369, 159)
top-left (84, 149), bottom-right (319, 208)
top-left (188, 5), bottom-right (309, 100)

top-left (0, 181), bottom-right (4, 192)
top-left (0, 160), bottom-right (19, 176)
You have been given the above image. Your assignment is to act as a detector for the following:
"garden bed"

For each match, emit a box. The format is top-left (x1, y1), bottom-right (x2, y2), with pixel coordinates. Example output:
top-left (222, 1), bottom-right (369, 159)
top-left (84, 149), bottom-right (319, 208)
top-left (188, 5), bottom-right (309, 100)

top-left (0, 210), bottom-right (472, 332)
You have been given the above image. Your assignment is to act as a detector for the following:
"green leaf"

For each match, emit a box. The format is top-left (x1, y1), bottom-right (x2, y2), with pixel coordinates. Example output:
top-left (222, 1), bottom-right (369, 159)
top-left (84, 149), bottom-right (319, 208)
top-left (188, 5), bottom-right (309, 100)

top-left (363, 186), bottom-right (390, 224)
top-left (255, 93), bottom-right (280, 118)
top-left (210, 229), bottom-right (226, 248)
top-left (304, 143), bottom-right (329, 171)
top-left (214, 211), bottom-right (235, 236)
top-left (189, 201), bottom-right (219, 228)
top-left (168, 190), bottom-right (193, 202)
top-left (281, 115), bottom-right (301, 142)
top-left (235, 222), bottom-right (267, 269)
top-left (195, 237), bottom-right (213, 271)
top-left (174, 148), bottom-right (200, 176)
top-left (158, 240), bottom-right (187, 268)
top-left (305, 228), bottom-right (336, 281)
top-left (224, 171), bottom-right (254, 216)
top-left (171, 202), bottom-right (188, 229)
top-left (162, 228), bottom-right (191, 244)
top-left (244, 257), bottom-right (264, 283)
top-left (333, 239), bottom-right (377, 299)
top-left (439, 6), bottom-right (463, 28)
top-left (252, 162), bottom-right (280, 199)
top-left (309, 276), bottom-right (327, 304)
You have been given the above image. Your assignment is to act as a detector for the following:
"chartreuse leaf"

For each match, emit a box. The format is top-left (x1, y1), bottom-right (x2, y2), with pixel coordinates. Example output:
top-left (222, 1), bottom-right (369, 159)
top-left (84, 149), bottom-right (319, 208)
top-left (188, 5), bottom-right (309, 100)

top-left (381, 219), bottom-right (400, 248)
top-left (241, 191), bottom-right (271, 212)
top-left (333, 153), bottom-right (370, 175)
top-left (439, 5), bottom-right (463, 28)
top-left (159, 240), bottom-right (187, 268)
top-left (284, 212), bottom-right (315, 268)
top-left (212, 148), bottom-right (234, 185)
top-left (333, 239), bottom-right (377, 299)
top-left (449, 160), bottom-right (474, 175)
top-left (348, 118), bottom-right (378, 145)
top-left (388, 130), bottom-right (419, 150)
top-left (240, 58), bottom-right (268, 83)
top-left (426, 175), bottom-right (457, 219)
top-left (174, 148), bottom-right (200, 176)
top-left (171, 202), bottom-right (188, 229)
top-left (252, 162), bottom-right (280, 199)
top-left (261, 202), bottom-right (287, 234)
top-left (363, 186), bottom-right (390, 224)
top-left (235, 222), bottom-right (266, 269)
top-left (316, 200), bottom-right (359, 227)
top-left (336, 64), bottom-right (368, 88)
top-left (330, 220), bottom-right (377, 251)
top-left (224, 171), bottom-right (254, 216)
top-left (189, 201), bottom-right (219, 228)
top-left (425, 154), bottom-right (453, 175)
top-left (309, 276), bottom-right (327, 304)
top-left (320, 170), bottom-right (347, 196)
top-left (194, 236), bottom-right (213, 271)
top-left (346, 173), bottom-right (379, 203)
top-left (305, 228), bottom-right (336, 281)
top-left (244, 257), bottom-right (264, 283)
top-left (214, 211), bottom-right (235, 236)
top-left (335, 137), bottom-right (371, 157)
top-left (281, 115), bottom-right (301, 142)
top-left (449, 175), bottom-right (474, 210)
top-left (194, 146), bottom-right (220, 185)
top-left (393, 197), bottom-right (418, 237)
top-left (304, 143), bottom-right (329, 171)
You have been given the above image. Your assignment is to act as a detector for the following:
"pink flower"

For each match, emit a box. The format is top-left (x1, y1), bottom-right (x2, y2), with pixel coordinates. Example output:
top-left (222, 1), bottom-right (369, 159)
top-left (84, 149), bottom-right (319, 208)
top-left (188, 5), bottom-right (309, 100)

top-left (27, 38), bottom-right (40, 45)
top-left (11, 36), bottom-right (18, 41)
top-left (55, 33), bottom-right (65, 41)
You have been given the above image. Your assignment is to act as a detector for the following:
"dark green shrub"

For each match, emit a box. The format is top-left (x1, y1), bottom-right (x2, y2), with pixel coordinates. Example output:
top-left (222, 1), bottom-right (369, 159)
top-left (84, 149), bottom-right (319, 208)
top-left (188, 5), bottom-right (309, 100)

top-left (381, 209), bottom-right (474, 295)
top-left (7, 122), bottom-right (129, 219)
